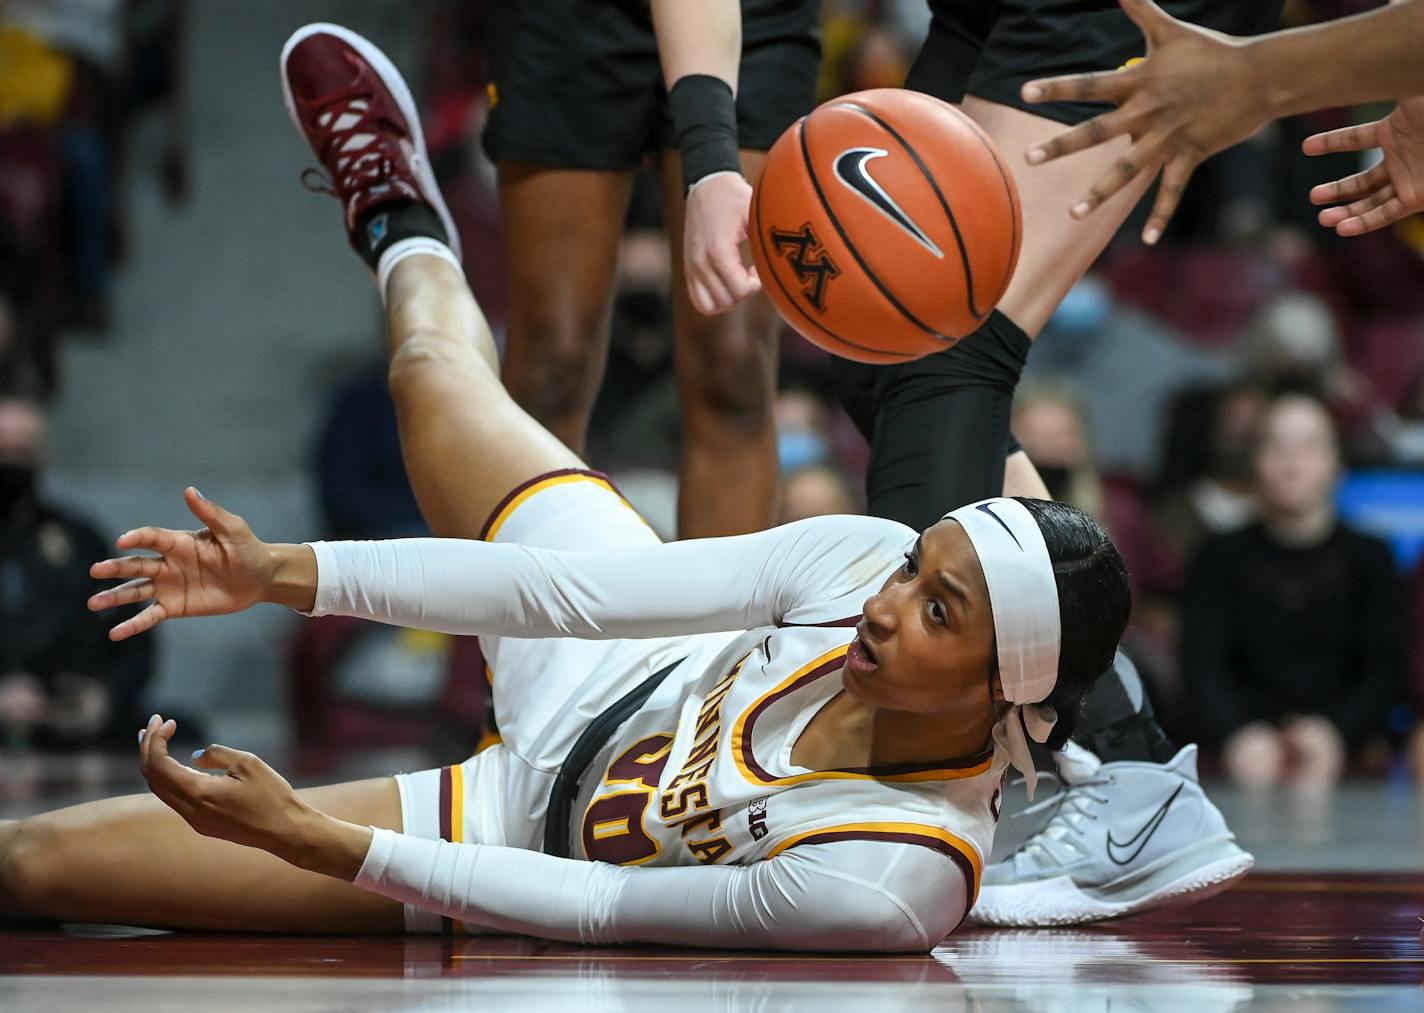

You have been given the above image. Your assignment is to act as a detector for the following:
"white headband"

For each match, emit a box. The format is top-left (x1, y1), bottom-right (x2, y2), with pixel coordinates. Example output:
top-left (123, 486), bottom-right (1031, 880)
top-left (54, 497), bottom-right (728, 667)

top-left (944, 498), bottom-right (1062, 795)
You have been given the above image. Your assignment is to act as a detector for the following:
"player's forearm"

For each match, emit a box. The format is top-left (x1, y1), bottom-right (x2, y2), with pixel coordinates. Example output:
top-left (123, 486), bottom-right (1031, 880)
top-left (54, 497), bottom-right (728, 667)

top-left (650, 0), bottom-right (740, 91)
top-left (1253, 0), bottom-right (1424, 120)
top-left (282, 809), bottom-right (373, 882)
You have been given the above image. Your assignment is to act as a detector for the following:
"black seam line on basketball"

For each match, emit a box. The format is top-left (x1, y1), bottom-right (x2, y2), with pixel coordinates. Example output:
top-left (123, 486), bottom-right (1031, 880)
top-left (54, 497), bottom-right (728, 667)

top-left (756, 123), bottom-right (913, 361)
top-left (798, 113), bottom-right (954, 343)
top-left (956, 112), bottom-right (1022, 301)
top-left (839, 101), bottom-right (982, 323)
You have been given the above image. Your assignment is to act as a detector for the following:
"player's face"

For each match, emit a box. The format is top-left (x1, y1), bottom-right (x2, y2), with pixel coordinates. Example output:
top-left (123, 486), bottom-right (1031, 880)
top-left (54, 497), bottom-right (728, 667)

top-left (845, 520), bottom-right (998, 715)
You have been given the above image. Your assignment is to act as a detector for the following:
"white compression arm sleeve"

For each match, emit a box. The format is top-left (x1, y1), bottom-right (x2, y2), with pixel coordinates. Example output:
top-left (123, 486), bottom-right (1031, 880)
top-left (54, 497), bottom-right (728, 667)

top-left (304, 515), bottom-right (912, 640)
top-left (356, 828), bottom-right (967, 951)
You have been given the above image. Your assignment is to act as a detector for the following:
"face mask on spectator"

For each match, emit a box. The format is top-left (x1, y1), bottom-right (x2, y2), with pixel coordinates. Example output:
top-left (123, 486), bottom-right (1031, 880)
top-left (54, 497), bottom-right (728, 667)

top-left (777, 428), bottom-right (829, 472)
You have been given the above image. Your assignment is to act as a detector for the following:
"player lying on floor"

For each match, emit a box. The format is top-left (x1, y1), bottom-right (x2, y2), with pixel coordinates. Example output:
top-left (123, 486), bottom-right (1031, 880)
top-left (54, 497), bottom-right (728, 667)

top-left (0, 25), bottom-right (1132, 951)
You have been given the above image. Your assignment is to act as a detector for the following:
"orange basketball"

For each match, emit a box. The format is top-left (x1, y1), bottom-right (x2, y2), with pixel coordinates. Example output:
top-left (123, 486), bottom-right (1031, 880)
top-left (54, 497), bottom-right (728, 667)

top-left (750, 89), bottom-right (1022, 364)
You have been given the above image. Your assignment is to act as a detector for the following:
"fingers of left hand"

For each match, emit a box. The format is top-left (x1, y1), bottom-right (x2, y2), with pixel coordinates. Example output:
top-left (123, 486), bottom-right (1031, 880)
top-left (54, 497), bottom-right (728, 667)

top-left (88, 577), bottom-right (155, 612)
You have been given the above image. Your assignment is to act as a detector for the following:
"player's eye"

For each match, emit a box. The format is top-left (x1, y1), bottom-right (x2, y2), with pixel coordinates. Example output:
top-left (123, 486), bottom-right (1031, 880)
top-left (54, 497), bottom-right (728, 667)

top-left (928, 599), bottom-right (948, 627)
top-left (901, 551), bottom-right (918, 577)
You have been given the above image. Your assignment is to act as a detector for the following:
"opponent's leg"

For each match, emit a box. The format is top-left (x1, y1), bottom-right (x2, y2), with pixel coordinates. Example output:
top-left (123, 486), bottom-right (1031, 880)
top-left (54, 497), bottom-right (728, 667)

top-left (659, 149), bottom-right (779, 538)
top-left (498, 165), bottom-right (636, 456)
top-left (1, 779), bottom-right (404, 931)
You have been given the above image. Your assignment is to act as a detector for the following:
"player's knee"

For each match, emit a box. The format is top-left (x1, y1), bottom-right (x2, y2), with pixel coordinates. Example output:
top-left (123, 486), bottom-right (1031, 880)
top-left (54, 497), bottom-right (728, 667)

top-left (387, 332), bottom-right (469, 397)
top-left (679, 331), bottom-right (776, 430)
top-left (504, 325), bottom-right (596, 426)
top-left (0, 819), bottom-right (70, 917)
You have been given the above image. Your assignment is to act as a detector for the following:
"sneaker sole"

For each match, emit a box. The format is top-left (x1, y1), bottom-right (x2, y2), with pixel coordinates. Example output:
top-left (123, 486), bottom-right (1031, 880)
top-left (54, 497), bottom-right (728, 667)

top-left (279, 22), bottom-right (462, 262)
top-left (969, 841), bottom-right (1255, 928)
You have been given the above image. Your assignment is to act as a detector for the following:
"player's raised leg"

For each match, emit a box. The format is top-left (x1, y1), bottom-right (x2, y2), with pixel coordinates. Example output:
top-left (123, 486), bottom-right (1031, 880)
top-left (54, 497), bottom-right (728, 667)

top-left (659, 148), bottom-right (779, 537)
top-left (281, 24), bottom-right (586, 539)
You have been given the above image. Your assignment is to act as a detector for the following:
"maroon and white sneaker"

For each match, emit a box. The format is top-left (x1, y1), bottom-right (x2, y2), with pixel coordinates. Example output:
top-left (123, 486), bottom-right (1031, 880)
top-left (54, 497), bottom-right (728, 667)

top-left (279, 23), bottom-right (461, 261)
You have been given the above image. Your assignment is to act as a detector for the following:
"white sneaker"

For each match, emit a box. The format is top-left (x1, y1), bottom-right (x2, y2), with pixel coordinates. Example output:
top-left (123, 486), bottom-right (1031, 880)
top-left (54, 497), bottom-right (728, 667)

top-left (970, 742), bottom-right (1254, 927)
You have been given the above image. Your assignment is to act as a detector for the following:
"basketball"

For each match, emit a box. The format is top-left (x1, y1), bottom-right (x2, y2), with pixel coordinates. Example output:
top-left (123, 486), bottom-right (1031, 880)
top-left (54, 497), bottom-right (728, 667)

top-left (750, 89), bottom-right (1022, 364)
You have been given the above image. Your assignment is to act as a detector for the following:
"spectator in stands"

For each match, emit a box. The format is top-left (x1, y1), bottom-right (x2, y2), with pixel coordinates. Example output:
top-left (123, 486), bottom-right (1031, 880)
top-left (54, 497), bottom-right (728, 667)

top-left (1150, 379), bottom-right (1264, 583)
top-left (0, 394), bottom-right (152, 748)
top-left (1180, 391), bottom-right (1407, 789)
top-left (1239, 291), bottom-right (1377, 453)
top-left (1011, 378), bottom-right (1105, 520)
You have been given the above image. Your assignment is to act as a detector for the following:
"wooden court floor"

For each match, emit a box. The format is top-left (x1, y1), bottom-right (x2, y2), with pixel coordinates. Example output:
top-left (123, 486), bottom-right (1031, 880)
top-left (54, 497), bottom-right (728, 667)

top-left (2, 871), bottom-right (1420, 1011)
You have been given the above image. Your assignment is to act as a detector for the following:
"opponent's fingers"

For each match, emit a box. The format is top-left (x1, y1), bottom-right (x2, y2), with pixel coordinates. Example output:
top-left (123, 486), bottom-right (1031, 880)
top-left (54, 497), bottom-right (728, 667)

top-left (90, 554), bottom-right (164, 581)
top-left (1335, 194), bottom-right (1409, 237)
top-left (184, 486), bottom-right (248, 540)
top-left (1066, 136), bottom-right (1161, 219)
top-left (687, 276), bottom-right (716, 316)
top-left (1021, 65), bottom-right (1136, 107)
top-left (1118, 0), bottom-right (1176, 45)
top-left (88, 577), bottom-right (154, 612)
top-left (1027, 107), bottom-right (1142, 165)
top-left (1340, 184), bottom-right (1397, 221)
top-left (1302, 121), bottom-right (1380, 157)
top-left (108, 601), bottom-right (169, 642)
top-left (1309, 161), bottom-right (1391, 206)
top-left (1142, 153), bottom-right (1200, 244)
top-left (694, 260), bottom-right (736, 314)
top-left (709, 244), bottom-right (759, 306)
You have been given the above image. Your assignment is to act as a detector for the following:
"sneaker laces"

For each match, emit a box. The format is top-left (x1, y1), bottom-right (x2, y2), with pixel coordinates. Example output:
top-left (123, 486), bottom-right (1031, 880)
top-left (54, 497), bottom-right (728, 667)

top-left (1004, 770), bottom-right (1115, 869)
top-left (299, 95), bottom-right (404, 200)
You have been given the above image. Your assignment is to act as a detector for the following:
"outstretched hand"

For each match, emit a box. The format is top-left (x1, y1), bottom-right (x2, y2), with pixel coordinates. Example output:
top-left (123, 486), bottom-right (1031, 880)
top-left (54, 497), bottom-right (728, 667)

top-left (684, 171), bottom-right (761, 315)
top-left (139, 714), bottom-right (306, 855)
top-left (140, 714), bottom-right (369, 879)
top-left (1018, 0), bottom-right (1265, 243)
top-left (88, 487), bottom-right (274, 641)
top-left (1306, 97), bottom-right (1424, 237)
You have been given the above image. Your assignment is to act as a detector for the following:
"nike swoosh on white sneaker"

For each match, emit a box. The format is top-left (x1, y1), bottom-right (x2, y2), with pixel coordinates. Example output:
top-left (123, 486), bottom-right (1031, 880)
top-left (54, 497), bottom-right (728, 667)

top-left (1105, 783), bottom-right (1184, 866)
top-left (832, 147), bottom-right (943, 258)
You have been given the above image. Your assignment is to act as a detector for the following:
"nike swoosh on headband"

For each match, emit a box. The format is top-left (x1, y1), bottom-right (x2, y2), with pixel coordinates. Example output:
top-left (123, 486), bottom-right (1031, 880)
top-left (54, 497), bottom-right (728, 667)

top-left (833, 147), bottom-right (944, 259)
top-left (976, 502), bottom-right (1023, 550)
top-left (1105, 783), bottom-right (1184, 866)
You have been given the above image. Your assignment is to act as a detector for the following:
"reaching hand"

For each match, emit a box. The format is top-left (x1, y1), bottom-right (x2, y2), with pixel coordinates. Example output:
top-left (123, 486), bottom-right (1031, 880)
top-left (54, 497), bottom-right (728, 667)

top-left (139, 714), bottom-right (312, 858)
top-left (683, 171), bottom-right (761, 315)
top-left (1306, 97), bottom-right (1424, 237)
top-left (88, 487), bottom-right (275, 641)
top-left (1019, 0), bottom-right (1267, 243)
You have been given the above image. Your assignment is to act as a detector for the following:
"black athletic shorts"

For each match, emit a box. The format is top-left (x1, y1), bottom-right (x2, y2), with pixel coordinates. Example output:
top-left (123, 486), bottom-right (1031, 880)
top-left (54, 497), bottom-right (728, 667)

top-left (482, 0), bottom-right (820, 169)
top-left (908, 0), bottom-right (1284, 125)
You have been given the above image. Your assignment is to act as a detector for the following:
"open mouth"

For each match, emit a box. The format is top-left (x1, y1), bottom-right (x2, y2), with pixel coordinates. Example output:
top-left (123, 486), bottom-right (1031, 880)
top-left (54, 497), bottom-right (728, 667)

top-left (849, 624), bottom-right (879, 672)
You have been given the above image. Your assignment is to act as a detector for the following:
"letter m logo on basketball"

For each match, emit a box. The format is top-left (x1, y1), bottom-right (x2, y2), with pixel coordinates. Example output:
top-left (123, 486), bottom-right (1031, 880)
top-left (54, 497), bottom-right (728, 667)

top-left (770, 224), bottom-right (840, 312)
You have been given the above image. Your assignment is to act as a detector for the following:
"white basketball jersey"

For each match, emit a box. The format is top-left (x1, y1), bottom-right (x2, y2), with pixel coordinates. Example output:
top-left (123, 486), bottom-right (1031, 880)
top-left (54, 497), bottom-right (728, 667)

top-left (572, 586), bottom-right (1010, 903)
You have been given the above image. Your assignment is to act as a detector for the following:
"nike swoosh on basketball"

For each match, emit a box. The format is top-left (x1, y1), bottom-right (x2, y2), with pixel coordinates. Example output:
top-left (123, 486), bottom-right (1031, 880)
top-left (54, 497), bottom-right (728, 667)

top-left (832, 147), bottom-right (944, 258)
top-left (1105, 783), bottom-right (1184, 866)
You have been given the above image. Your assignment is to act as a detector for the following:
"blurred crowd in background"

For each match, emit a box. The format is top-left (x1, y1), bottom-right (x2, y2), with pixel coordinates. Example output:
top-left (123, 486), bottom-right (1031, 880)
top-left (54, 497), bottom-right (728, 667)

top-left (1, 0), bottom-right (1421, 790)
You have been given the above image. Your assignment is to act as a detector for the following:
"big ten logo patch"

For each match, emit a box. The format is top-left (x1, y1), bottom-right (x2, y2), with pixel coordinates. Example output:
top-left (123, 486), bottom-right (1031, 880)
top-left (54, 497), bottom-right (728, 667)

top-left (747, 796), bottom-right (770, 840)
top-left (770, 224), bottom-right (841, 312)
